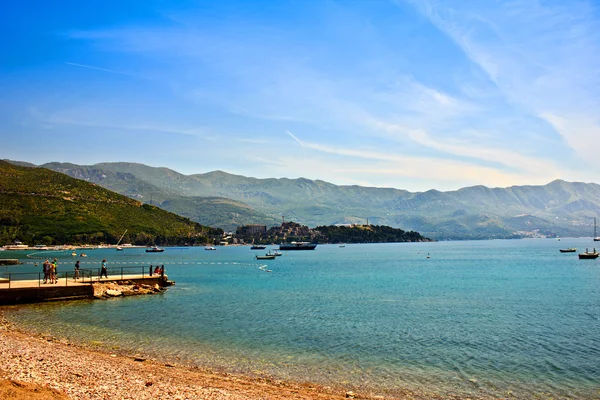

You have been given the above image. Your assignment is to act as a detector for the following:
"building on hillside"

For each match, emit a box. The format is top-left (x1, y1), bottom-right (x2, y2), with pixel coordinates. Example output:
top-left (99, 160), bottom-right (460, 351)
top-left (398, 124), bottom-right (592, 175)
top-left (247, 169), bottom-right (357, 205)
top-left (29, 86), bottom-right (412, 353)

top-left (236, 224), bottom-right (267, 235)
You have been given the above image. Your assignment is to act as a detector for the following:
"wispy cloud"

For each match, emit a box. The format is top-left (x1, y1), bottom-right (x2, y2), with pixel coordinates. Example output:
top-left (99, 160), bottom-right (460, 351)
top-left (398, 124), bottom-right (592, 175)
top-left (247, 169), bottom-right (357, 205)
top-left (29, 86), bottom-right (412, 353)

top-left (285, 130), bottom-right (307, 160)
top-left (65, 62), bottom-right (132, 76)
top-left (407, 0), bottom-right (600, 175)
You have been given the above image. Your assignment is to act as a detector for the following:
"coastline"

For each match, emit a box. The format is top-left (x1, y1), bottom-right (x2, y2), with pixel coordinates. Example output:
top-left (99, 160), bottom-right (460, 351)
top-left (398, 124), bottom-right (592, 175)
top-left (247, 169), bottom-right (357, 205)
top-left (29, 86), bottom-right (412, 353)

top-left (0, 311), bottom-right (431, 400)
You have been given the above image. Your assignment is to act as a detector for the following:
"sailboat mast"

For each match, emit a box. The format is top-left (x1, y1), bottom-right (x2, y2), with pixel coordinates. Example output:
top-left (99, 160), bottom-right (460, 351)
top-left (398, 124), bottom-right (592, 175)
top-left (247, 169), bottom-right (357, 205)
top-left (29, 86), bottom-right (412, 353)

top-left (116, 229), bottom-right (128, 246)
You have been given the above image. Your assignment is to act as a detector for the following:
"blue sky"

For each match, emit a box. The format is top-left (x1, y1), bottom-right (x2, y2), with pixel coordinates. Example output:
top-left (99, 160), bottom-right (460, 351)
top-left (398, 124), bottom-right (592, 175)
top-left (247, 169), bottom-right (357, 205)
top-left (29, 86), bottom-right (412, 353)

top-left (1, 0), bottom-right (599, 191)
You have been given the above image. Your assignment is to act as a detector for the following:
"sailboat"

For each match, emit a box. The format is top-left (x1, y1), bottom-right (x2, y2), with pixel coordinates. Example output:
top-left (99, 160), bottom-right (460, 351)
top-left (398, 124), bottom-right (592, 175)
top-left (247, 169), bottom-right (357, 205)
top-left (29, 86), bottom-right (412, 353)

top-left (594, 218), bottom-right (600, 242)
top-left (116, 229), bottom-right (127, 251)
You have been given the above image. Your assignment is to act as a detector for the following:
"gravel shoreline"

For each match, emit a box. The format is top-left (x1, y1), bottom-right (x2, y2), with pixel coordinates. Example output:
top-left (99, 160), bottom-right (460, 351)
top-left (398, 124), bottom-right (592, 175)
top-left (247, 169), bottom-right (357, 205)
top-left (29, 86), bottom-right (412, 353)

top-left (1, 312), bottom-right (425, 400)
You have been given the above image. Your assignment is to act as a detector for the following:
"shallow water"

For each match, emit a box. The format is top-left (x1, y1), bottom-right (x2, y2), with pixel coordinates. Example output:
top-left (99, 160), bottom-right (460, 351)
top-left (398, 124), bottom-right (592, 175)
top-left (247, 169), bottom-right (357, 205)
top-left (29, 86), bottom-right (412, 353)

top-left (3, 239), bottom-right (600, 398)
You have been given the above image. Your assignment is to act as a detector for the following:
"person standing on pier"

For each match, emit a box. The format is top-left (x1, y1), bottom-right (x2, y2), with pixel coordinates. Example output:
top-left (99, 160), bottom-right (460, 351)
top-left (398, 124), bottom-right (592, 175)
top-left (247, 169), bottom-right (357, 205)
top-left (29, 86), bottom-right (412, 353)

top-left (42, 259), bottom-right (50, 284)
top-left (74, 260), bottom-right (80, 281)
top-left (100, 259), bottom-right (108, 279)
top-left (51, 259), bottom-right (58, 284)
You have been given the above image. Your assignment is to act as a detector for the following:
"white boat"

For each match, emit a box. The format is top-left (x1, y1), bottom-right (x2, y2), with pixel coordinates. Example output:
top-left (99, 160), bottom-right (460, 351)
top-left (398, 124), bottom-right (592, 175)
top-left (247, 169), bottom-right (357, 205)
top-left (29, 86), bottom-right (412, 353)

top-left (279, 242), bottom-right (317, 250)
top-left (205, 246), bottom-right (217, 251)
top-left (146, 246), bottom-right (164, 253)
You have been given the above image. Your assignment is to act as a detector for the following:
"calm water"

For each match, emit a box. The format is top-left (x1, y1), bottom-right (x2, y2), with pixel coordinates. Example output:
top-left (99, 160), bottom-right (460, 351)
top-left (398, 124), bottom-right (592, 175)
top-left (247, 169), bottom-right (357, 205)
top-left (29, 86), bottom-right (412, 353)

top-left (2, 239), bottom-right (600, 398)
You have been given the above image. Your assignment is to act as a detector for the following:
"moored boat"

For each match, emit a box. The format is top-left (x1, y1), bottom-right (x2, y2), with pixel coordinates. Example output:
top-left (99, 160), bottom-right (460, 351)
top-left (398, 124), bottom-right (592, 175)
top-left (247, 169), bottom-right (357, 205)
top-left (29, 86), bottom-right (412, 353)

top-left (250, 245), bottom-right (267, 250)
top-left (205, 246), bottom-right (217, 251)
top-left (578, 248), bottom-right (599, 259)
top-left (256, 254), bottom-right (276, 260)
top-left (559, 248), bottom-right (577, 253)
top-left (146, 246), bottom-right (165, 253)
top-left (279, 241), bottom-right (317, 250)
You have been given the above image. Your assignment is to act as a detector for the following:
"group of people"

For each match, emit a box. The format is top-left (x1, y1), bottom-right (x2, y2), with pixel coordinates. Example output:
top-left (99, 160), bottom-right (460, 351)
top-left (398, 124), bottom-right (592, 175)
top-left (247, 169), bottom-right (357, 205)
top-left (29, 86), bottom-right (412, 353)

top-left (42, 258), bottom-right (163, 283)
top-left (42, 258), bottom-right (59, 284)
top-left (149, 264), bottom-right (165, 276)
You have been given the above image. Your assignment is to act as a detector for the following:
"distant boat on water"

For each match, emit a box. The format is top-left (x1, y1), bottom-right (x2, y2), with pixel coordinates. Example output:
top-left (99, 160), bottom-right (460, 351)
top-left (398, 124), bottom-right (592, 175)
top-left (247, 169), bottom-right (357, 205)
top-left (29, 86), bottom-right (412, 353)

top-left (146, 246), bottom-right (164, 253)
top-left (116, 230), bottom-right (128, 251)
top-left (205, 246), bottom-right (217, 251)
top-left (256, 254), bottom-right (276, 260)
top-left (250, 245), bottom-right (267, 250)
top-left (559, 248), bottom-right (577, 253)
top-left (578, 248), bottom-right (599, 259)
top-left (279, 242), bottom-right (317, 251)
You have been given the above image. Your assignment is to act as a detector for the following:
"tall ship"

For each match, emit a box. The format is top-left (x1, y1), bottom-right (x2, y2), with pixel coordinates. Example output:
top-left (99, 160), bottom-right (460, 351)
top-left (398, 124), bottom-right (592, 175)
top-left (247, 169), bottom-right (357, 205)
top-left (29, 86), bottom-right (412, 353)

top-left (279, 241), bottom-right (317, 251)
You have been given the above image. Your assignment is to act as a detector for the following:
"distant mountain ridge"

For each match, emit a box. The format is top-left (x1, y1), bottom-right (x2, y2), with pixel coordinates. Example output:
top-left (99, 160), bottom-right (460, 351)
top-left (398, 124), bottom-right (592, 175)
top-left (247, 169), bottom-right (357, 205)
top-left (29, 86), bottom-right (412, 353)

top-left (23, 160), bottom-right (600, 239)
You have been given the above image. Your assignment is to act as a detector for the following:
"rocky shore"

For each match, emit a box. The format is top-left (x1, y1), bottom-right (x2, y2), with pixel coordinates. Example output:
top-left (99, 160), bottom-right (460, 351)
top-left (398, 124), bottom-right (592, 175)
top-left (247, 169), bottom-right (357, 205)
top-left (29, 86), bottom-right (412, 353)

top-left (1, 312), bottom-right (420, 400)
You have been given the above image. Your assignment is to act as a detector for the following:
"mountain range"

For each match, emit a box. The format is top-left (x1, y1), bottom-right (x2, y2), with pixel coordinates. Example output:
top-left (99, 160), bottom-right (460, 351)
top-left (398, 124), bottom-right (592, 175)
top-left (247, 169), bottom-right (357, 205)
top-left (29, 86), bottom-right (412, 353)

top-left (11, 160), bottom-right (600, 239)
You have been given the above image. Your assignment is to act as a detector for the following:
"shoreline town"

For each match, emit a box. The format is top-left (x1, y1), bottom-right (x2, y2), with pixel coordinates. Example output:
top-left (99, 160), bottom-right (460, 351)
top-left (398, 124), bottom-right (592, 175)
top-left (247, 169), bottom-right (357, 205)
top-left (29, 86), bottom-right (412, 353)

top-left (0, 311), bottom-right (445, 400)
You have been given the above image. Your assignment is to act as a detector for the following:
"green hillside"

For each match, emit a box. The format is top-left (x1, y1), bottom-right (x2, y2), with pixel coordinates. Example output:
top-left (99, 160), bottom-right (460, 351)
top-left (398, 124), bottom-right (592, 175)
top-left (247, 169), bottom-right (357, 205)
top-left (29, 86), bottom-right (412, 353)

top-left (0, 161), bottom-right (222, 246)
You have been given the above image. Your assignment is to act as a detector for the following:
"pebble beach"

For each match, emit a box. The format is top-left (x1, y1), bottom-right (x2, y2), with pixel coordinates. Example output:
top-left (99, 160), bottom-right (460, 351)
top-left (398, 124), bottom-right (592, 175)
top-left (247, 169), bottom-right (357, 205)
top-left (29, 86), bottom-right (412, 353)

top-left (0, 312), bottom-right (429, 400)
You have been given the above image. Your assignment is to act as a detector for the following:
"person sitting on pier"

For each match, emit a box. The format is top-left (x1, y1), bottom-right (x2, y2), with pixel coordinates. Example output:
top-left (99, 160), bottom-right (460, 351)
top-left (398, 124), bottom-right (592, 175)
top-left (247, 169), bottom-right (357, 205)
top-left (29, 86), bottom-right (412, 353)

top-left (153, 265), bottom-right (161, 275)
top-left (100, 259), bottom-right (108, 279)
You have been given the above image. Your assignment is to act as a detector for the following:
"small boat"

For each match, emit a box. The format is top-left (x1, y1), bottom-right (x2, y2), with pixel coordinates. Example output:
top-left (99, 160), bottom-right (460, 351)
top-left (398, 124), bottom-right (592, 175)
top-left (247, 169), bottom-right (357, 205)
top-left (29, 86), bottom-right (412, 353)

top-left (205, 246), bottom-right (217, 251)
top-left (71, 252), bottom-right (77, 256)
top-left (279, 242), bottom-right (317, 250)
top-left (559, 248), bottom-right (577, 253)
top-left (269, 250), bottom-right (282, 256)
top-left (578, 248), bottom-right (599, 259)
top-left (251, 245), bottom-right (267, 250)
top-left (116, 229), bottom-right (127, 251)
top-left (80, 253), bottom-right (87, 257)
top-left (146, 246), bottom-right (165, 253)
top-left (256, 254), bottom-right (276, 260)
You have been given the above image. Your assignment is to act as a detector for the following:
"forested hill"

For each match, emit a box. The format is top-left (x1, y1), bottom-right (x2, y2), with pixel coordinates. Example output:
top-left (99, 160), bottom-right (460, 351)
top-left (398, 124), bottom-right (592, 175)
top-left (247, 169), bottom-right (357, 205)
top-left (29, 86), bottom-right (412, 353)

top-left (238, 221), bottom-right (430, 244)
top-left (0, 161), bottom-right (222, 246)
top-left (314, 224), bottom-right (429, 243)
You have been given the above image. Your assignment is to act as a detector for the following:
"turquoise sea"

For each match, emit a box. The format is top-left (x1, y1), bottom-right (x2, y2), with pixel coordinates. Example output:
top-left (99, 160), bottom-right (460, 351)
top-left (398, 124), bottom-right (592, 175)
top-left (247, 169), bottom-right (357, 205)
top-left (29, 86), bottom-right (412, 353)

top-left (2, 239), bottom-right (600, 399)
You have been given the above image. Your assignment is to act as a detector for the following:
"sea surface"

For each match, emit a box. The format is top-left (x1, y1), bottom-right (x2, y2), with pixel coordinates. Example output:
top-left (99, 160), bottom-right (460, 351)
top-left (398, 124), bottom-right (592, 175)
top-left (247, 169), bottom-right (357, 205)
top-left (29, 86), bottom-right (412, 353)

top-left (2, 239), bottom-right (600, 399)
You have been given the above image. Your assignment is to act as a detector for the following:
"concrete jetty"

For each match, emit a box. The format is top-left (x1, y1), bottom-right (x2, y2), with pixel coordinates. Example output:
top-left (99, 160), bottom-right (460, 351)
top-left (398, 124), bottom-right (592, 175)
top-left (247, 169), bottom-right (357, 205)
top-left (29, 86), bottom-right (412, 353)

top-left (0, 273), bottom-right (173, 304)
